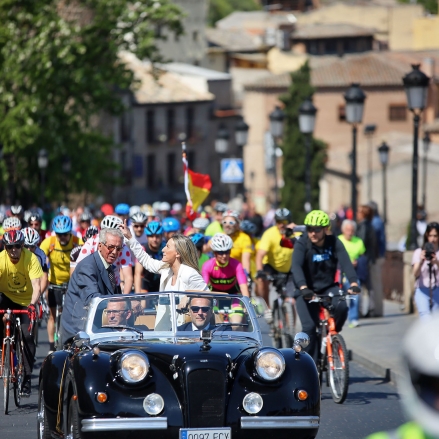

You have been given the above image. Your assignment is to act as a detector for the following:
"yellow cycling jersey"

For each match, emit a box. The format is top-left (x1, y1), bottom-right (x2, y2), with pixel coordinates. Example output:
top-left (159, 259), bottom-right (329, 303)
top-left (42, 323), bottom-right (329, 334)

top-left (258, 225), bottom-right (293, 273)
top-left (40, 234), bottom-right (82, 285)
top-left (230, 230), bottom-right (253, 263)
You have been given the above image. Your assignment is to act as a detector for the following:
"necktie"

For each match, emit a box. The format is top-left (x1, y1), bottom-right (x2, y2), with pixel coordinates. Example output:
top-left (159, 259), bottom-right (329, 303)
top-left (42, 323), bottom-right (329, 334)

top-left (107, 265), bottom-right (116, 292)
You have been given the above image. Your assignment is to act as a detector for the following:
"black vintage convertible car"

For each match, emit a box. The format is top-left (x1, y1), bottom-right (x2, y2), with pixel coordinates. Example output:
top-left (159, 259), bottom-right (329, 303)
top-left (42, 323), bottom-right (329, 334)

top-left (37, 292), bottom-right (320, 439)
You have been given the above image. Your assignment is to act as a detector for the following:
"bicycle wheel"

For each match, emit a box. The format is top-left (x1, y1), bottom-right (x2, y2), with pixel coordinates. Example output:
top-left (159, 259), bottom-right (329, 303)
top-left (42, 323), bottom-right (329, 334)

top-left (328, 334), bottom-right (349, 404)
top-left (3, 339), bottom-right (11, 414)
top-left (271, 299), bottom-right (282, 348)
top-left (14, 329), bottom-right (24, 407)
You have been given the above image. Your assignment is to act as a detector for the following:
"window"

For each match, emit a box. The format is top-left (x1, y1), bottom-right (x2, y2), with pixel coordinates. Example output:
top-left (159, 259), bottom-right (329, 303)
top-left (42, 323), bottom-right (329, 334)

top-left (146, 154), bottom-right (155, 189)
top-left (146, 110), bottom-right (155, 144)
top-left (186, 107), bottom-right (194, 140)
top-left (120, 112), bottom-right (130, 142)
top-left (389, 104), bottom-right (407, 121)
top-left (167, 108), bottom-right (175, 142)
top-left (167, 153), bottom-right (176, 186)
top-left (324, 39), bottom-right (337, 55)
top-left (338, 104), bottom-right (346, 122)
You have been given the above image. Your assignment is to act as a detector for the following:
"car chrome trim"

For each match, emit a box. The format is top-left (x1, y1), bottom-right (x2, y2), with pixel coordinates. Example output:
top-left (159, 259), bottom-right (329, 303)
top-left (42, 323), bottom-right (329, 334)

top-left (81, 417), bottom-right (168, 432)
top-left (241, 416), bottom-right (319, 429)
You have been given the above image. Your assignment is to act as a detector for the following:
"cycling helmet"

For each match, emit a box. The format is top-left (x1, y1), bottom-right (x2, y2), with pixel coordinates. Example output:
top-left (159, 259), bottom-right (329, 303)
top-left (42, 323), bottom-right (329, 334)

top-left (304, 210), bottom-right (330, 227)
top-left (140, 204), bottom-right (155, 217)
top-left (10, 205), bottom-right (23, 215)
top-left (222, 210), bottom-right (240, 222)
top-left (3, 229), bottom-right (25, 245)
top-left (28, 213), bottom-right (42, 223)
top-left (210, 233), bottom-right (233, 252)
top-left (162, 217), bottom-right (180, 233)
top-left (115, 203), bottom-right (130, 215)
top-left (129, 205), bottom-right (141, 217)
top-left (101, 215), bottom-right (123, 230)
top-left (399, 315), bottom-right (439, 437)
top-left (172, 203), bottom-right (182, 213)
top-left (274, 208), bottom-right (291, 222)
top-left (22, 227), bottom-right (40, 246)
top-left (159, 202), bottom-right (171, 212)
top-left (190, 233), bottom-right (205, 250)
top-left (214, 202), bottom-right (228, 213)
top-left (85, 225), bottom-right (99, 240)
top-left (79, 211), bottom-right (92, 222)
top-left (145, 221), bottom-right (164, 236)
top-left (240, 220), bottom-right (257, 235)
top-left (130, 211), bottom-right (147, 224)
top-left (192, 217), bottom-right (210, 231)
top-left (3, 217), bottom-right (22, 231)
top-left (52, 215), bottom-right (72, 233)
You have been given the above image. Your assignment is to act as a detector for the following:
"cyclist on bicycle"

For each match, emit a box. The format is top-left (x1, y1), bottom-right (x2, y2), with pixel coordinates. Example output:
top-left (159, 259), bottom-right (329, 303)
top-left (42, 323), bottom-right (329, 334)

top-left (162, 217), bottom-right (180, 240)
top-left (40, 215), bottom-right (82, 353)
top-left (27, 212), bottom-right (48, 243)
top-left (129, 211), bottom-right (148, 265)
top-left (134, 221), bottom-right (165, 293)
top-left (205, 202), bottom-right (227, 237)
top-left (75, 211), bottom-right (92, 239)
top-left (185, 217), bottom-right (210, 237)
top-left (114, 203), bottom-right (130, 223)
top-left (22, 227), bottom-right (49, 292)
top-left (291, 210), bottom-right (360, 363)
top-left (1, 217), bottom-right (22, 252)
top-left (0, 230), bottom-right (42, 395)
top-left (255, 208), bottom-right (295, 309)
top-left (190, 233), bottom-right (210, 270)
top-left (69, 225), bottom-right (99, 275)
top-left (10, 205), bottom-right (28, 228)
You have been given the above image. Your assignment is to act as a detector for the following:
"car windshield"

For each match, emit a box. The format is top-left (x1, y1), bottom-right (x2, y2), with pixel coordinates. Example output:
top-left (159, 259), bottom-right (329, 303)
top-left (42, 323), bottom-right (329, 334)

top-left (85, 293), bottom-right (255, 337)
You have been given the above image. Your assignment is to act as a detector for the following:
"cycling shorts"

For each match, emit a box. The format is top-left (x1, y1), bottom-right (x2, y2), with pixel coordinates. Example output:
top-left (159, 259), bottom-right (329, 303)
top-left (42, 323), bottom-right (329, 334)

top-left (48, 284), bottom-right (66, 308)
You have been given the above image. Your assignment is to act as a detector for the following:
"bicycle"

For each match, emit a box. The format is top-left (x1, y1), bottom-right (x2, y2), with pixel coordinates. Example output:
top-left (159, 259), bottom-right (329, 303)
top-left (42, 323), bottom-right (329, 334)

top-left (0, 308), bottom-right (34, 414)
top-left (267, 273), bottom-right (297, 349)
top-left (309, 290), bottom-right (353, 404)
top-left (48, 283), bottom-right (68, 351)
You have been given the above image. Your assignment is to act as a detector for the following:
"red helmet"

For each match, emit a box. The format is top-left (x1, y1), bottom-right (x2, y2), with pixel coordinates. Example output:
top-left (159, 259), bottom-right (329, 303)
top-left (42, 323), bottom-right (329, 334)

top-left (3, 230), bottom-right (25, 246)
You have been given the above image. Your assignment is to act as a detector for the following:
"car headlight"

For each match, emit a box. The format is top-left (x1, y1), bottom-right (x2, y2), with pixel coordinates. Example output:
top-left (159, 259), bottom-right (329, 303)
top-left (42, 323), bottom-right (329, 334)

top-left (143, 393), bottom-right (164, 415)
top-left (119, 351), bottom-right (149, 383)
top-left (243, 392), bottom-right (263, 414)
top-left (254, 348), bottom-right (285, 381)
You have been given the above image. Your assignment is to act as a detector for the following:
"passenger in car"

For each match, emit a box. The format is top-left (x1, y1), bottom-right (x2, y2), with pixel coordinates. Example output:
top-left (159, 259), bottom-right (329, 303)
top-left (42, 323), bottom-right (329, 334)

top-left (104, 299), bottom-right (133, 326)
top-left (177, 297), bottom-right (213, 331)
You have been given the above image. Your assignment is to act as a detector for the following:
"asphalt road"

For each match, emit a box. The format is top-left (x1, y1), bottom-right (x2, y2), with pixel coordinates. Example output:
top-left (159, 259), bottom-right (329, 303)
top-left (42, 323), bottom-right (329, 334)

top-left (0, 321), bottom-right (405, 439)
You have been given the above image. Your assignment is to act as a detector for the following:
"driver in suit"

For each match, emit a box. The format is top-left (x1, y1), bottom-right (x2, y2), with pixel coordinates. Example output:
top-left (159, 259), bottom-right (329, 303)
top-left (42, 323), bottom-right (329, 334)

top-left (105, 298), bottom-right (133, 326)
top-left (177, 297), bottom-right (214, 331)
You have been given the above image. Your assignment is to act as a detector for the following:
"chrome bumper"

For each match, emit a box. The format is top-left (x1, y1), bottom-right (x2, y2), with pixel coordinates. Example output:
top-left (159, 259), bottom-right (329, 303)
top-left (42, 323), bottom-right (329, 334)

top-left (81, 417), bottom-right (168, 432)
top-left (241, 416), bottom-right (319, 429)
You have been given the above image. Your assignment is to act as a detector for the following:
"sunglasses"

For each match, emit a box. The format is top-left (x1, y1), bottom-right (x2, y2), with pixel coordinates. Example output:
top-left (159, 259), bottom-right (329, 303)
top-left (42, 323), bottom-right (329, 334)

top-left (190, 306), bottom-right (211, 313)
top-left (277, 220), bottom-right (289, 225)
top-left (102, 243), bottom-right (123, 253)
top-left (5, 244), bottom-right (22, 250)
top-left (104, 309), bottom-right (128, 315)
top-left (307, 226), bottom-right (323, 233)
top-left (56, 233), bottom-right (70, 237)
top-left (215, 251), bottom-right (230, 256)
top-left (24, 244), bottom-right (36, 250)
top-left (222, 220), bottom-right (237, 226)
top-left (133, 224), bottom-right (145, 229)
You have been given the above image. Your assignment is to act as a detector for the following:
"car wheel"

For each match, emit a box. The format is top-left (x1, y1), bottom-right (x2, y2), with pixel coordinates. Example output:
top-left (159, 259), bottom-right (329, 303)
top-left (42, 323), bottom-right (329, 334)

top-left (37, 382), bottom-right (51, 439)
top-left (67, 396), bottom-right (83, 439)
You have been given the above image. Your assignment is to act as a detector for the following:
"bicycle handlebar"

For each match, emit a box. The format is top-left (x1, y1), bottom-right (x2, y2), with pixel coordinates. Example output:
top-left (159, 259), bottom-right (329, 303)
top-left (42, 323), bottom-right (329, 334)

top-left (0, 308), bottom-right (36, 334)
top-left (308, 290), bottom-right (356, 302)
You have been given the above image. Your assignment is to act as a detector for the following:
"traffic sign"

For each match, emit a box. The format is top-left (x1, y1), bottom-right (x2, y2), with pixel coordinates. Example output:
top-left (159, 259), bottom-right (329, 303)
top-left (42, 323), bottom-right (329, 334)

top-left (221, 158), bottom-right (244, 184)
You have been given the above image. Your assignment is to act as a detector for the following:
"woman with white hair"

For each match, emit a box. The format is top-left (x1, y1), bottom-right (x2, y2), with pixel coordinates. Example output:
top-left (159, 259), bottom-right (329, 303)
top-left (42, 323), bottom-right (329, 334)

top-left (338, 219), bottom-right (366, 328)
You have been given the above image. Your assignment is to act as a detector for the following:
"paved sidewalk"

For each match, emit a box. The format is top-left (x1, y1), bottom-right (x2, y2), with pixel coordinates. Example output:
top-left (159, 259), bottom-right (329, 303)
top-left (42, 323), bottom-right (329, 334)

top-left (342, 300), bottom-right (416, 384)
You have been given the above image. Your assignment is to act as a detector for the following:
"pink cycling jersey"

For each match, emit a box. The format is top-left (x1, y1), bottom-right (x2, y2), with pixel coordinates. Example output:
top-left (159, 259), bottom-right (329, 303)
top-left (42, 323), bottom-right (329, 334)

top-left (202, 257), bottom-right (247, 293)
top-left (75, 236), bottom-right (132, 285)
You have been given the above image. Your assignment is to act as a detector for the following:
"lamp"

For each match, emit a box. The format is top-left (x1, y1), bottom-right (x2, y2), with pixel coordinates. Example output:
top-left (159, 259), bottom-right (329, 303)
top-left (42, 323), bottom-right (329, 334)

top-left (235, 117), bottom-right (249, 149)
top-left (215, 124), bottom-right (230, 154)
top-left (377, 141), bottom-right (390, 224)
top-left (269, 106), bottom-right (285, 207)
top-left (364, 124), bottom-right (377, 202)
top-left (422, 132), bottom-right (431, 210)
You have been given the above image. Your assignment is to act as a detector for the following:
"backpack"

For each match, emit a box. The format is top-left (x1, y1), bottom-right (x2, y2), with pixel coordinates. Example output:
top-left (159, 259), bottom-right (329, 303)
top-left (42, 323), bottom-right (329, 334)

top-left (48, 235), bottom-right (80, 254)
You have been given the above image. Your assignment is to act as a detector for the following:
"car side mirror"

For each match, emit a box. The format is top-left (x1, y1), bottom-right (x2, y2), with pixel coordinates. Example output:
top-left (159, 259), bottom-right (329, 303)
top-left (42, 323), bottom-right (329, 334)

top-left (293, 332), bottom-right (310, 350)
top-left (74, 331), bottom-right (90, 348)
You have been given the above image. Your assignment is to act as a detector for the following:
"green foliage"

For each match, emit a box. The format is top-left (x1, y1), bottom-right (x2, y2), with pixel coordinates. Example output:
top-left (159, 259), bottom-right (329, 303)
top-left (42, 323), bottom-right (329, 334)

top-left (398, 0), bottom-right (437, 14)
top-left (279, 61), bottom-right (328, 224)
top-left (208, 0), bottom-right (261, 27)
top-left (0, 0), bottom-right (183, 204)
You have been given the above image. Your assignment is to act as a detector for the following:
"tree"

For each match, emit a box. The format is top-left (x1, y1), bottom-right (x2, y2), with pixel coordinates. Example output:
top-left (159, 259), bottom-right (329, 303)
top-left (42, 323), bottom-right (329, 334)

top-left (0, 0), bottom-right (184, 204)
top-left (398, 0), bottom-right (437, 14)
top-left (279, 61), bottom-right (327, 224)
top-left (208, 0), bottom-right (261, 27)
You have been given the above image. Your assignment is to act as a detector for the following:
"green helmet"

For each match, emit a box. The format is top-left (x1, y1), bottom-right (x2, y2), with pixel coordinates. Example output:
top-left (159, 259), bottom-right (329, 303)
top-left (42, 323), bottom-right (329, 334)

top-left (304, 210), bottom-right (330, 227)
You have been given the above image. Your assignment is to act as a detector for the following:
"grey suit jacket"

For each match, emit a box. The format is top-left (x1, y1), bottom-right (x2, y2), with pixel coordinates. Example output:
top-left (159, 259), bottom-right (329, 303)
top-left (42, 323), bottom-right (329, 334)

top-left (61, 251), bottom-right (119, 343)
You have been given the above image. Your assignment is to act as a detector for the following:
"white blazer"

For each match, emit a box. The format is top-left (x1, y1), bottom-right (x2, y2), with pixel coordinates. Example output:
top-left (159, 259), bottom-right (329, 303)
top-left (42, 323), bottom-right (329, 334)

top-left (127, 238), bottom-right (209, 292)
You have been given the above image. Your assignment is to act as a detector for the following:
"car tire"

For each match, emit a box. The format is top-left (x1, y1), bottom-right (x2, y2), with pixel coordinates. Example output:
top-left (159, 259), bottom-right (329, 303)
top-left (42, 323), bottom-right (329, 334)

top-left (37, 382), bottom-right (51, 439)
top-left (67, 396), bottom-right (83, 439)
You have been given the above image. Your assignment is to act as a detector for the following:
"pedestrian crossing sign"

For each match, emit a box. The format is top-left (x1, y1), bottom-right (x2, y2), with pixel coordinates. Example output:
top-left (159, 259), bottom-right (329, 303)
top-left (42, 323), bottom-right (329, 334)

top-left (221, 159), bottom-right (244, 184)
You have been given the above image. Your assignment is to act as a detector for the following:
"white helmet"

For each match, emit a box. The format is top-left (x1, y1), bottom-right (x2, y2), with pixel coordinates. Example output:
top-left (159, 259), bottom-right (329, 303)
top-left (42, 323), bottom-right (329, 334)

top-left (210, 233), bottom-right (233, 252)
top-left (101, 215), bottom-right (123, 229)
top-left (22, 227), bottom-right (40, 246)
top-left (193, 217), bottom-right (210, 231)
top-left (3, 217), bottom-right (22, 231)
top-left (222, 209), bottom-right (240, 222)
top-left (159, 201), bottom-right (171, 212)
top-left (152, 201), bottom-right (161, 212)
top-left (129, 205), bottom-right (141, 217)
top-left (399, 315), bottom-right (439, 438)
top-left (130, 211), bottom-right (147, 224)
top-left (141, 204), bottom-right (156, 216)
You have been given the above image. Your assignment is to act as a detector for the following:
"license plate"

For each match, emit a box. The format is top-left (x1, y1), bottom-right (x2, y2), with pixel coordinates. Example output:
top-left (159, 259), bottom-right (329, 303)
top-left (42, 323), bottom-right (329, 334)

top-left (180, 428), bottom-right (231, 439)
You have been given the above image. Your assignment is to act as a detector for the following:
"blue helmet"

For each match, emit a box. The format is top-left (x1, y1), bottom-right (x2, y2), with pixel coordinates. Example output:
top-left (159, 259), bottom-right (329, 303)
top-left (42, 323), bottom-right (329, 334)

top-left (190, 233), bottom-right (205, 250)
top-left (145, 221), bottom-right (164, 236)
top-left (115, 203), bottom-right (130, 215)
top-left (162, 217), bottom-right (180, 233)
top-left (52, 215), bottom-right (72, 233)
top-left (240, 220), bottom-right (257, 236)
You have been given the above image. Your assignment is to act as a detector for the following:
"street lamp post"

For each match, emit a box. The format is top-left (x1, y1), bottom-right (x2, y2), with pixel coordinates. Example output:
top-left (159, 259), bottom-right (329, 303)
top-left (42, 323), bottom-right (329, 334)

top-left (344, 83), bottom-right (366, 221)
top-left (235, 117), bottom-right (249, 195)
top-left (402, 64), bottom-right (430, 250)
top-left (364, 124), bottom-right (377, 202)
top-left (38, 149), bottom-right (48, 209)
top-left (422, 132), bottom-right (430, 210)
top-left (216, 124), bottom-right (230, 200)
top-left (269, 106), bottom-right (285, 208)
top-left (377, 141), bottom-right (390, 224)
top-left (299, 97), bottom-right (318, 213)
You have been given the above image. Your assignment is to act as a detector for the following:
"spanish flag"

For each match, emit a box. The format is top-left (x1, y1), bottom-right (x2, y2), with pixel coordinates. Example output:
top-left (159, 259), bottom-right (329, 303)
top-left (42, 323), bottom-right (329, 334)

top-left (182, 143), bottom-right (212, 220)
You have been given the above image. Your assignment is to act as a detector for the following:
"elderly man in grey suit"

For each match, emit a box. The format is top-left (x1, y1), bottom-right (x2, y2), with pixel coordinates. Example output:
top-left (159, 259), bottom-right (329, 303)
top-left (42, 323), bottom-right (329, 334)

top-left (60, 228), bottom-right (124, 344)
